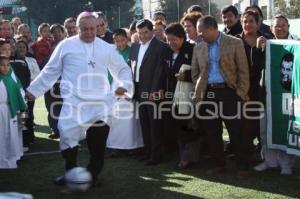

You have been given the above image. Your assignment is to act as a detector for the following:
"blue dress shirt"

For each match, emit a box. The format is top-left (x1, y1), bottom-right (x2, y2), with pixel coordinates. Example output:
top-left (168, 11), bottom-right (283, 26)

top-left (207, 32), bottom-right (225, 84)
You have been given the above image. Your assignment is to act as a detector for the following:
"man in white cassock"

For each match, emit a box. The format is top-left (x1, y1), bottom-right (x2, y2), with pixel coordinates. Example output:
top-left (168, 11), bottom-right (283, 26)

top-left (26, 12), bottom-right (133, 186)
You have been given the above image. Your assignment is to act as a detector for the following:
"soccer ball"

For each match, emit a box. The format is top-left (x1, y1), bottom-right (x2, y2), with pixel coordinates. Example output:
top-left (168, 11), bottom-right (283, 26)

top-left (64, 167), bottom-right (92, 192)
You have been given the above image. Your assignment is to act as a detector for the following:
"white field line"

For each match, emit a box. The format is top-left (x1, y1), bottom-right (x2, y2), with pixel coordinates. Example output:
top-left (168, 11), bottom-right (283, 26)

top-left (24, 147), bottom-right (87, 156)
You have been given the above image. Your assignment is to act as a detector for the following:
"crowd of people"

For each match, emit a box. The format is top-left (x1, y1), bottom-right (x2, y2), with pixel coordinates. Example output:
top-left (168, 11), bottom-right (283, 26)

top-left (0, 3), bottom-right (299, 188)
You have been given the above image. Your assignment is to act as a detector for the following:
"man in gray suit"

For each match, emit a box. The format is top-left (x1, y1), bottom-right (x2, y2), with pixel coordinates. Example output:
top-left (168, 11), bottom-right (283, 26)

top-left (130, 19), bottom-right (168, 166)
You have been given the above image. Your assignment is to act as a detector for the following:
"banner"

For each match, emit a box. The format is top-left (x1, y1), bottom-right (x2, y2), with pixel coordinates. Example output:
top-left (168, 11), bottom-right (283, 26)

top-left (266, 40), bottom-right (300, 156)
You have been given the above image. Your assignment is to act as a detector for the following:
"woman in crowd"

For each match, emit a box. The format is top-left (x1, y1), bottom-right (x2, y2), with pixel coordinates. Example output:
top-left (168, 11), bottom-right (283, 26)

top-left (16, 40), bottom-right (40, 88)
top-left (164, 23), bottom-right (199, 170)
top-left (154, 20), bottom-right (166, 42)
top-left (50, 24), bottom-right (66, 48)
top-left (16, 24), bottom-right (34, 54)
top-left (0, 20), bottom-right (13, 39)
top-left (129, 20), bottom-right (139, 44)
top-left (180, 12), bottom-right (202, 44)
top-left (9, 38), bottom-right (32, 150)
top-left (16, 40), bottom-right (40, 144)
top-left (11, 17), bottom-right (21, 37)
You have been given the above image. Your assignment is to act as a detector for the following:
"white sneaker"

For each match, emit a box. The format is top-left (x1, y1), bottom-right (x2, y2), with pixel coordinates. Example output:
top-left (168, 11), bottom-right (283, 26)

top-left (253, 162), bottom-right (269, 171)
top-left (280, 168), bottom-right (292, 175)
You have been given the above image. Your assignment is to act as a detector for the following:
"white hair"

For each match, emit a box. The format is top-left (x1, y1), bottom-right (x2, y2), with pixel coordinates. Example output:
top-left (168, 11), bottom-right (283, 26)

top-left (76, 11), bottom-right (96, 27)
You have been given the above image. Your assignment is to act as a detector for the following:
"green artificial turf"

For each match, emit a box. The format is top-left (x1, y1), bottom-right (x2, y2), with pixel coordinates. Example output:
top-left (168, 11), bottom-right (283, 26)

top-left (0, 97), bottom-right (299, 199)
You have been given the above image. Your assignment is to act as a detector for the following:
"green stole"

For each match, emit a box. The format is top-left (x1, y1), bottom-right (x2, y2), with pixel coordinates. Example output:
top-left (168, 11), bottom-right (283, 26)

top-left (0, 67), bottom-right (27, 118)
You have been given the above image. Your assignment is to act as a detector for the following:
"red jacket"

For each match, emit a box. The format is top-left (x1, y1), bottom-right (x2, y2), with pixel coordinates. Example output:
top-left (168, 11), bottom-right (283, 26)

top-left (31, 38), bottom-right (53, 67)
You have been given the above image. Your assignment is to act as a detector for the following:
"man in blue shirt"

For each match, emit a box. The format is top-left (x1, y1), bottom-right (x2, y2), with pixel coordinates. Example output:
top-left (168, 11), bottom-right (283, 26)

top-left (192, 16), bottom-right (250, 176)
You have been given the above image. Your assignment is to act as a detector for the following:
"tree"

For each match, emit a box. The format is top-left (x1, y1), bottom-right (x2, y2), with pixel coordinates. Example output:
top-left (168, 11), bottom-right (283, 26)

top-left (21, 0), bottom-right (135, 29)
top-left (91, 0), bottom-right (135, 29)
top-left (159, 0), bottom-right (220, 23)
top-left (274, 0), bottom-right (300, 19)
top-left (21, 0), bottom-right (86, 24)
top-left (287, 0), bottom-right (300, 18)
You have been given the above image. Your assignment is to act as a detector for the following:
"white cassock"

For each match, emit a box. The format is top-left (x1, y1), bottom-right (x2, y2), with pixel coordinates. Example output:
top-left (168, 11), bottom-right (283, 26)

top-left (0, 72), bottom-right (24, 169)
top-left (27, 36), bottom-right (133, 150)
top-left (106, 80), bottom-right (144, 149)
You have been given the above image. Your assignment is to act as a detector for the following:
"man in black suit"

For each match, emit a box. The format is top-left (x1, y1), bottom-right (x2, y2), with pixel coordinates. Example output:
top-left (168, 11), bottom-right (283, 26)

top-left (130, 19), bottom-right (168, 166)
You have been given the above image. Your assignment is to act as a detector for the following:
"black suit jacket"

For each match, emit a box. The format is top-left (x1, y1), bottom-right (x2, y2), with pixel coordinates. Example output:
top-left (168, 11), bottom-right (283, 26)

top-left (97, 30), bottom-right (114, 44)
top-left (130, 37), bottom-right (168, 101)
top-left (165, 41), bottom-right (194, 97)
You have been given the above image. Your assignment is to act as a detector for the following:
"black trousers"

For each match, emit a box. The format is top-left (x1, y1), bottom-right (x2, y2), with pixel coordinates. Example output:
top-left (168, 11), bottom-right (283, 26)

top-left (242, 101), bottom-right (262, 163)
top-left (44, 83), bottom-right (63, 135)
top-left (23, 100), bottom-right (35, 146)
top-left (161, 104), bottom-right (178, 153)
top-left (163, 104), bottom-right (202, 162)
top-left (62, 121), bottom-right (109, 180)
top-left (227, 93), bottom-right (262, 155)
top-left (138, 103), bottom-right (163, 161)
top-left (199, 87), bottom-right (249, 170)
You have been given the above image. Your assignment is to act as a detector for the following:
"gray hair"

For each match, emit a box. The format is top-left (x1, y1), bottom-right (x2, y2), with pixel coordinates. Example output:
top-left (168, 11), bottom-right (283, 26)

top-left (76, 11), bottom-right (96, 27)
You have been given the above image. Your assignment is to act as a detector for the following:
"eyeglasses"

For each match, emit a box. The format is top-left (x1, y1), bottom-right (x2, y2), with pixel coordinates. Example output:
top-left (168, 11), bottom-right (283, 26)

top-left (274, 25), bottom-right (288, 29)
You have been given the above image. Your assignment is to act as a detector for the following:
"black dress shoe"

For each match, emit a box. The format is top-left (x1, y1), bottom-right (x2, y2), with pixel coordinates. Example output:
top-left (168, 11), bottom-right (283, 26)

top-left (54, 175), bottom-right (65, 186)
top-left (145, 159), bottom-right (160, 166)
top-left (48, 133), bottom-right (60, 139)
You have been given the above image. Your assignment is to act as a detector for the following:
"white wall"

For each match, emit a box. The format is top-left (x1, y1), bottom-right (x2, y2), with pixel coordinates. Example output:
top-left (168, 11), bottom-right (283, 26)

top-left (232, 0), bottom-right (251, 13)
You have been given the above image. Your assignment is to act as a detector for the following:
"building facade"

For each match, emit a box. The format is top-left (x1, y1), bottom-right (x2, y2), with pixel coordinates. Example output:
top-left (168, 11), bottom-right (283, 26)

top-left (142, 0), bottom-right (160, 19)
top-left (232, 0), bottom-right (275, 19)
top-left (211, 0), bottom-right (232, 10)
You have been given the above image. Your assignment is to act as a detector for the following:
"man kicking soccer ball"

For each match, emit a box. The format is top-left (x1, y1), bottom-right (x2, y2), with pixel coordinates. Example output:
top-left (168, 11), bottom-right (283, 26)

top-left (26, 11), bottom-right (133, 187)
